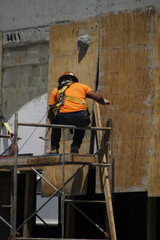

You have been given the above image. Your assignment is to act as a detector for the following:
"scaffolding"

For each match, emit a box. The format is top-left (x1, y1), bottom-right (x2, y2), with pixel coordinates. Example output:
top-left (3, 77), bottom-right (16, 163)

top-left (0, 111), bottom-right (116, 240)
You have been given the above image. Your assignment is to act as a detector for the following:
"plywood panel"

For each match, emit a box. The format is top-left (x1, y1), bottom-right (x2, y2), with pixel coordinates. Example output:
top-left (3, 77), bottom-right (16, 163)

top-left (99, 12), bottom-right (151, 192)
top-left (148, 12), bottom-right (160, 196)
top-left (42, 154), bottom-right (96, 196)
top-left (44, 20), bottom-right (99, 196)
top-left (100, 12), bottom-right (151, 48)
top-left (47, 19), bottom-right (99, 154)
top-left (42, 164), bottom-right (89, 196)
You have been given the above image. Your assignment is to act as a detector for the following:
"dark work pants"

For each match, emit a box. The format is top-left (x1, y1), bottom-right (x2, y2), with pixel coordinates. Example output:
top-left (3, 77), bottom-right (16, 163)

top-left (51, 110), bottom-right (90, 150)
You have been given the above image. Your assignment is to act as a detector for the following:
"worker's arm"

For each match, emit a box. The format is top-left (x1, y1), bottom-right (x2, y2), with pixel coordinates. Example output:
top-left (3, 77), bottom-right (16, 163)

top-left (86, 91), bottom-right (110, 105)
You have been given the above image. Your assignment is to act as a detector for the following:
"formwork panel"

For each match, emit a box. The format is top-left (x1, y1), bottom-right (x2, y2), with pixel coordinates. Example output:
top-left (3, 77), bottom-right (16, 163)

top-left (45, 19), bottom-right (99, 195)
top-left (42, 154), bottom-right (96, 196)
top-left (42, 164), bottom-right (89, 196)
top-left (99, 12), bottom-right (151, 192)
top-left (48, 19), bottom-right (99, 101)
top-left (149, 12), bottom-right (160, 197)
top-left (100, 11), bottom-right (151, 48)
top-left (47, 18), bottom-right (99, 142)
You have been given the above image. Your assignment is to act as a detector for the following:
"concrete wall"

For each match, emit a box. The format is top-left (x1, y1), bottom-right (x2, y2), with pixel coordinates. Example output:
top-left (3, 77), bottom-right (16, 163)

top-left (2, 39), bottom-right (49, 121)
top-left (4, 94), bottom-right (47, 155)
top-left (0, 0), bottom-right (160, 31)
top-left (0, 27), bottom-right (49, 155)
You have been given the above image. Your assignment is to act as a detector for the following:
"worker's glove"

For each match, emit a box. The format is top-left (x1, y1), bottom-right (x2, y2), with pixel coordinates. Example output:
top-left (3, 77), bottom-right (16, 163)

top-left (104, 99), bottom-right (110, 105)
top-left (48, 107), bottom-right (55, 122)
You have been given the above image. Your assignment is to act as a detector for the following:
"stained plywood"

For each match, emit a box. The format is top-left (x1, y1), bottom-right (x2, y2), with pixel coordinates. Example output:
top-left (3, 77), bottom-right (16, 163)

top-left (42, 164), bottom-right (89, 196)
top-left (47, 19), bottom-right (99, 154)
top-left (41, 154), bottom-right (96, 196)
top-left (148, 12), bottom-right (160, 196)
top-left (48, 20), bottom-right (99, 93)
top-left (99, 12), bottom-right (151, 192)
top-left (44, 20), bottom-right (99, 195)
top-left (44, 12), bottom-right (160, 195)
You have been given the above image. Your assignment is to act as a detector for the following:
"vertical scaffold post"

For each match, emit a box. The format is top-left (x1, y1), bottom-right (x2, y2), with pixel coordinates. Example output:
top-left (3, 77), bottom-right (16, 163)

top-left (11, 112), bottom-right (18, 240)
top-left (61, 127), bottom-right (65, 238)
top-left (94, 102), bottom-right (117, 240)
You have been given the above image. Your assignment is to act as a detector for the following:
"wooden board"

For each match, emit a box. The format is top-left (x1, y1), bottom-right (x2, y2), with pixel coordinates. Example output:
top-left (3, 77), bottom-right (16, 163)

top-left (46, 19), bottom-right (99, 154)
top-left (42, 164), bottom-right (89, 196)
top-left (0, 154), bottom-right (96, 168)
top-left (42, 154), bottom-right (97, 197)
top-left (41, 154), bottom-right (96, 196)
top-left (0, 154), bottom-right (71, 168)
top-left (99, 12), bottom-right (151, 192)
top-left (94, 102), bottom-right (117, 239)
top-left (148, 12), bottom-right (160, 196)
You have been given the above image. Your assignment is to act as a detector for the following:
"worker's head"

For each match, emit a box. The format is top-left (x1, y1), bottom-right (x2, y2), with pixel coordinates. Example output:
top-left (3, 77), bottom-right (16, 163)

top-left (58, 72), bottom-right (79, 84)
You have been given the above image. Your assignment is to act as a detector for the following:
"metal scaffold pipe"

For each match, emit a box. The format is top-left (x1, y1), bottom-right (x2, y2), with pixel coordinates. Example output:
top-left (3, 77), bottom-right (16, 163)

top-left (11, 113), bottom-right (18, 240)
top-left (7, 114), bottom-right (113, 239)
top-left (18, 122), bottom-right (111, 131)
top-left (61, 128), bottom-right (65, 238)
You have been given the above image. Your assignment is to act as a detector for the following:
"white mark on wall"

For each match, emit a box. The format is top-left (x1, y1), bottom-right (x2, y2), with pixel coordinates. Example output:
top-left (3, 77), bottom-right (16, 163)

top-left (1, 93), bottom-right (48, 156)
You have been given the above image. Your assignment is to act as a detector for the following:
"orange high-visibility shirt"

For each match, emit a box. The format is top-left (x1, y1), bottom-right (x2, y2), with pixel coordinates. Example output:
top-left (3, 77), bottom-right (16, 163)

top-left (49, 82), bottom-right (92, 113)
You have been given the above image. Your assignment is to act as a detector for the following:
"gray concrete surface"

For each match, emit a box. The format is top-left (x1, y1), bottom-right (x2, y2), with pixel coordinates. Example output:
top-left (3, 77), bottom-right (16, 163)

top-left (2, 41), bottom-right (49, 120)
top-left (0, 0), bottom-right (160, 31)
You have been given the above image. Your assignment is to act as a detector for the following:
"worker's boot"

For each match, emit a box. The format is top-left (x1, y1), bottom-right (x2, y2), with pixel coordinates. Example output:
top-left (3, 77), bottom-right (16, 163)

top-left (47, 148), bottom-right (59, 154)
top-left (70, 145), bottom-right (79, 154)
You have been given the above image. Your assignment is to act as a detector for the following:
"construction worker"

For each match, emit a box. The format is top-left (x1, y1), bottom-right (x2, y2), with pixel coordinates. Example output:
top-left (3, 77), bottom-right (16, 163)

top-left (48, 72), bottom-right (110, 154)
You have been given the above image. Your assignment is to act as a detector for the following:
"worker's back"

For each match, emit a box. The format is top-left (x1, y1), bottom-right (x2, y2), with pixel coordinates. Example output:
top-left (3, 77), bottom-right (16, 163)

top-left (49, 82), bottom-right (92, 113)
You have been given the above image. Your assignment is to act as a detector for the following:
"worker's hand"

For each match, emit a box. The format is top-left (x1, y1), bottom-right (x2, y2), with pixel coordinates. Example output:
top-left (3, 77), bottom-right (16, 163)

top-left (104, 99), bottom-right (110, 105)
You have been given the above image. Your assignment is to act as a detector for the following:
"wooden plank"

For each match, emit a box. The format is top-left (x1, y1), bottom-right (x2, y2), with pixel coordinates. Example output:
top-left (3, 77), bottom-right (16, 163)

top-left (0, 154), bottom-right (96, 169)
top-left (0, 155), bottom-right (70, 168)
top-left (148, 12), bottom-right (160, 196)
top-left (94, 102), bottom-right (117, 240)
top-left (99, 12), bottom-right (151, 192)
top-left (94, 101), bottom-right (108, 193)
top-left (72, 154), bottom-right (96, 163)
